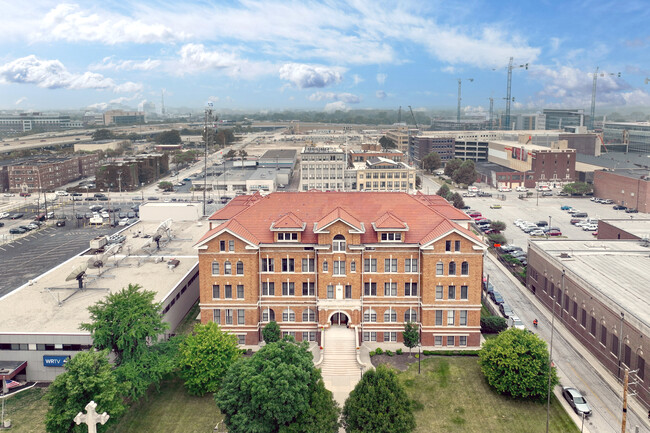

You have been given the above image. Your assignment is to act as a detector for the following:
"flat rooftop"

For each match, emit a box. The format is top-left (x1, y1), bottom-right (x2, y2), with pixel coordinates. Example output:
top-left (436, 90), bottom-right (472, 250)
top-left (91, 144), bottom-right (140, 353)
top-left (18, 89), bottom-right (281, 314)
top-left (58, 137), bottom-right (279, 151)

top-left (0, 220), bottom-right (206, 334)
top-left (529, 239), bottom-right (650, 328)
top-left (600, 219), bottom-right (650, 239)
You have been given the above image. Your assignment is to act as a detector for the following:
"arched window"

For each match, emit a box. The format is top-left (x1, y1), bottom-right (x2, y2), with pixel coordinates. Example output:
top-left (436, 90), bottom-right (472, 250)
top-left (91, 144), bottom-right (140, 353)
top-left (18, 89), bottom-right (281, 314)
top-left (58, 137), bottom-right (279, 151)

top-left (282, 308), bottom-right (295, 322)
top-left (302, 308), bottom-right (316, 322)
top-left (461, 261), bottom-right (469, 275)
top-left (384, 308), bottom-right (397, 323)
top-left (448, 261), bottom-right (456, 275)
top-left (224, 261), bottom-right (232, 275)
top-left (364, 309), bottom-right (377, 322)
top-left (436, 262), bottom-right (444, 276)
top-left (332, 234), bottom-right (346, 252)
top-left (211, 262), bottom-right (219, 275)
top-left (404, 309), bottom-right (417, 323)
top-left (236, 261), bottom-right (244, 275)
top-left (262, 308), bottom-right (275, 322)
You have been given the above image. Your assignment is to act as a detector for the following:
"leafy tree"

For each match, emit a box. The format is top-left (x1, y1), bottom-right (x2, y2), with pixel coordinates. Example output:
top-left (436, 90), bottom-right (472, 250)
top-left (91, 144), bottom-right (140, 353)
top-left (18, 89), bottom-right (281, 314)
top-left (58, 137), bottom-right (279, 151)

top-left (262, 321), bottom-right (281, 343)
top-left (215, 129), bottom-right (236, 147)
top-left (487, 233), bottom-right (507, 245)
top-left (178, 322), bottom-right (241, 396)
top-left (452, 160), bottom-right (478, 185)
top-left (92, 129), bottom-right (114, 141)
top-left (443, 158), bottom-right (462, 177)
top-left (80, 284), bottom-right (169, 365)
top-left (342, 364), bottom-right (415, 433)
top-left (449, 192), bottom-right (465, 209)
top-left (155, 130), bottom-right (182, 144)
top-left (480, 316), bottom-right (507, 334)
top-left (45, 350), bottom-right (125, 433)
top-left (172, 150), bottom-right (198, 167)
top-left (379, 136), bottom-right (397, 150)
top-left (490, 221), bottom-right (506, 233)
top-left (216, 339), bottom-right (340, 433)
top-left (402, 322), bottom-right (419, 356)
top-left (158, 181), bottom-right (173, 192)
top-left (479, 328), bottom-right (558, 400)
top-left (225, 149), bottom-right (237, 159)
top-left (562, 182), bottom-right (593, 195)
top-left (421, 152), bottom-right (442, 173)
top-left (436, 183), bottom-right (451, 198)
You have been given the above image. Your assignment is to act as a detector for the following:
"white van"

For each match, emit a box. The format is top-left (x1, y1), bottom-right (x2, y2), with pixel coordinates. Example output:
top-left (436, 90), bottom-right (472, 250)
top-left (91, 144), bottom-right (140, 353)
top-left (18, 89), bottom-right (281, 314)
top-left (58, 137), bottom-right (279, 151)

top-left (508, 315), bottom-right (526, 330)
top-left (55, 190), bottom-right (68, 196)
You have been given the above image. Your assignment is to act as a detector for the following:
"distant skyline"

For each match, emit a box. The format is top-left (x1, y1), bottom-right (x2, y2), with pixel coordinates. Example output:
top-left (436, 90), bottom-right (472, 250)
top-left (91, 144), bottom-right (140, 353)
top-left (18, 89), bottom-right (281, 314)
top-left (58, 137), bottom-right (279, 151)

top-left (1, 1), bottom-right (650, 115)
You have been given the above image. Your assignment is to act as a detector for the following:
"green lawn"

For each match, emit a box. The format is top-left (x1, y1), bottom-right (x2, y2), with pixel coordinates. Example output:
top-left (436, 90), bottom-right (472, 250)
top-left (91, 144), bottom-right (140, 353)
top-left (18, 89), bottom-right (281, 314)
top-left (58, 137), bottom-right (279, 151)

top-left (398, 357), bottom-right (578, 433)
top-left (107, 378), bottom-right (222, 433)
top-left (1, 387), bottom-right (49, 433)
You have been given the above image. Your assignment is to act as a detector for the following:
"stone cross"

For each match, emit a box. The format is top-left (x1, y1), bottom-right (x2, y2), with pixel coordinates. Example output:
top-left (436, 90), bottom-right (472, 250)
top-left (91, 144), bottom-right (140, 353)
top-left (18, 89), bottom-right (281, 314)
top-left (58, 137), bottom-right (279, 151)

top-left (73, 401), bottom-right (110, 433)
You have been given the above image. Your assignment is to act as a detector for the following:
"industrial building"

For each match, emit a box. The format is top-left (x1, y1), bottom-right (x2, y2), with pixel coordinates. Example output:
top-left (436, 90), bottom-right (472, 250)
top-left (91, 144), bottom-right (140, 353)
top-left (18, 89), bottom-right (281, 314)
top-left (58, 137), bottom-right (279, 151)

top-left (593, 169), bottom-right (650, 212)
top-left (543, 109), bottom-right (587, 130)
top-left (103, 110), bottom-right (145, 126)
top-left (602, 121), bottom-right (650, 154)
top-left (0, 112), bottom-right (79, 133)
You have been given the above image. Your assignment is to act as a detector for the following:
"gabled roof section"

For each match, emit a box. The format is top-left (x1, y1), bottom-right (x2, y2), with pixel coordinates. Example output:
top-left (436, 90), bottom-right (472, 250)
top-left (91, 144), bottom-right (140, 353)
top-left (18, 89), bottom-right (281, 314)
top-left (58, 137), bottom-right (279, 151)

top-left (195, 219), bottom-right (261, 249)
top-left (413, 193), bottom-right (471, 221)
top-left (420, 219), bottom-right (485, 248)
top-left (372, 211), bottom-right (408, 231)
top-left (270, 212), bottom-right (306, 231)
top-left (314, 206), bottom-right (364, 233)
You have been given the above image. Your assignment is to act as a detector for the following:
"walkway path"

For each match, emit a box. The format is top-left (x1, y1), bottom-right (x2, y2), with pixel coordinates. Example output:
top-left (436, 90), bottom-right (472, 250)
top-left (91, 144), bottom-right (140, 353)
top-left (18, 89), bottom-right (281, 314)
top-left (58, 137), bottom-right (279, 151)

top-left (319, 326), bottom-right (362, 407)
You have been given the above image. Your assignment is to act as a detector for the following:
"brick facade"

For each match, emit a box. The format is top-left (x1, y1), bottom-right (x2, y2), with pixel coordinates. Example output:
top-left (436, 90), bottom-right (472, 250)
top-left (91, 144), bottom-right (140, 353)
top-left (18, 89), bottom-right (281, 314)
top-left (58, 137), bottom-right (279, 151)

top-left (593, 170), bottom-right (649, 213)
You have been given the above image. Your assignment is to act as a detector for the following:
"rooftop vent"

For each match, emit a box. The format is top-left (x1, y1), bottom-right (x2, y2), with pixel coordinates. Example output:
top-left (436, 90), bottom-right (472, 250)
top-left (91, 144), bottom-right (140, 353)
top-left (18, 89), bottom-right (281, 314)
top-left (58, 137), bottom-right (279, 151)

top-left (559, 252), bottom-right (571, 259)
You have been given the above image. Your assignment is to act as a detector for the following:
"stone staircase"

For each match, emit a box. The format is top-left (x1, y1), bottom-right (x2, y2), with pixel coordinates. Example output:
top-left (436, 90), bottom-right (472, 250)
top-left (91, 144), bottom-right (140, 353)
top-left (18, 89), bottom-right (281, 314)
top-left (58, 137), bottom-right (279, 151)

top-left (319, 326), bottom-right (361, 406)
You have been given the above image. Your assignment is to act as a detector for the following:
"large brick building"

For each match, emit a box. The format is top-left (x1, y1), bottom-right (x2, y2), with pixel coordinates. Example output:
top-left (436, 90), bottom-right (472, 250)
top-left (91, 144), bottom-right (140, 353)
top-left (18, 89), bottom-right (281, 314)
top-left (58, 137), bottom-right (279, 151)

top-left (6, 154), bottom-right (100, 192)
top-left (196, 191), bottom-right (486, 348)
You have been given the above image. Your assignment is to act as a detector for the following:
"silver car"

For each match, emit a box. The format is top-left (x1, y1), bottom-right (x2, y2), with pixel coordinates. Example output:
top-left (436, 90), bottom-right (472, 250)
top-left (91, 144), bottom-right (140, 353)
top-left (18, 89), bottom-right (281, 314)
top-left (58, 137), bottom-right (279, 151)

top-left (562, 387), bottom-right (592, 417)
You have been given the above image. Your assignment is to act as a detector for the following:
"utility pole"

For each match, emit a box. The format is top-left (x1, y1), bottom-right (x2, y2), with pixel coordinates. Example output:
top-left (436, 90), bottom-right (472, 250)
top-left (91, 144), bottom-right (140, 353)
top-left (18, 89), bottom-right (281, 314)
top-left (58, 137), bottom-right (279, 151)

top-left (621, 368), bottom-right (629, 433)
top-left (203, 103), bottom-right (213, 216)
top-left (590, 67), bottom-right (621, 130)
top-left (504, 57), bottom-right (528, 130)
top-left (457, 78), bottom-right (474, 126)
top-left (546, 270), bottom-right (561, 433)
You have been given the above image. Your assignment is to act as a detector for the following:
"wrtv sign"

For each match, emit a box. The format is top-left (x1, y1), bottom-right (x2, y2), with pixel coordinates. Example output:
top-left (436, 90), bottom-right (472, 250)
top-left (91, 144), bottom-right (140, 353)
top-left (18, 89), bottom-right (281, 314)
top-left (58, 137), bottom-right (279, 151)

top-left (43, 355), bottom-right (70, 367)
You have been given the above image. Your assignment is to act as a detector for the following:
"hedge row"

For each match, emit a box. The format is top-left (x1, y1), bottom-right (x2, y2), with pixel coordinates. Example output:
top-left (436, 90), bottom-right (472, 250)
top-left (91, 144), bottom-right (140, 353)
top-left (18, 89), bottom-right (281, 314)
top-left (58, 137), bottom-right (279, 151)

top-left (370, 348), bottom-right (479, 357)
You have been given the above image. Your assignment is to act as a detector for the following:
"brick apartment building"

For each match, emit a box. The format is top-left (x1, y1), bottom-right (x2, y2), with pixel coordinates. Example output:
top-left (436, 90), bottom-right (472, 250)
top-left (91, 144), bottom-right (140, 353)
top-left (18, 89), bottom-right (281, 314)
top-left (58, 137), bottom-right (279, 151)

top-left (196, 191), bottom-right (486, 348)
top-left (593, 169), bottom-right (650, 213)
top-left (96, 153), bottom-right (169, 191)
top-left (6, 154), bottom-right (100, 192)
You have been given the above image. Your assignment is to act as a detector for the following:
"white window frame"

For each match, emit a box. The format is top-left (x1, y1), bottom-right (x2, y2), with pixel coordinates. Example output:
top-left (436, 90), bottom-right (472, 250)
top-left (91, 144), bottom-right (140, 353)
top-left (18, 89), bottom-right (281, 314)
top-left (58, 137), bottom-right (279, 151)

top-left (447, 310), bottom-right (455, 326)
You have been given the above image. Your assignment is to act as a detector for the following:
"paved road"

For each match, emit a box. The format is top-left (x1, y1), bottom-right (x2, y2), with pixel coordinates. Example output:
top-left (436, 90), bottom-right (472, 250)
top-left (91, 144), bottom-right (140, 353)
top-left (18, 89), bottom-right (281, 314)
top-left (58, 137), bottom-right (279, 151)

top-left (485, 255), bottom-right (648, 433)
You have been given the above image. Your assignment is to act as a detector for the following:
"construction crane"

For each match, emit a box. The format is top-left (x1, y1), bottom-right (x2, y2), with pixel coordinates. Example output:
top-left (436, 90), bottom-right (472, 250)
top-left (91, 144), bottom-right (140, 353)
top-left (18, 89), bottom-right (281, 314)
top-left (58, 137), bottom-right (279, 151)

top-left (589, 67), bottom-right (621, 130)
top-left (408, 106), bottom-right (419, 129)
top-left (645, 78), bottom-right (650, 85)
top-left (457, 78), bottom-right (474, 125)
top-left (501, 57), bottom-right (528, 130)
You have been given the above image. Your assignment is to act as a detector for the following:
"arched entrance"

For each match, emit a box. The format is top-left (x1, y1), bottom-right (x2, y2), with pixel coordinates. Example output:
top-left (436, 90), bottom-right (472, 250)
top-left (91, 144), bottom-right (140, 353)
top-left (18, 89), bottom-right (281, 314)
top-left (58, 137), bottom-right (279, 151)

top-left (329, 311), bottom-right (350, 326)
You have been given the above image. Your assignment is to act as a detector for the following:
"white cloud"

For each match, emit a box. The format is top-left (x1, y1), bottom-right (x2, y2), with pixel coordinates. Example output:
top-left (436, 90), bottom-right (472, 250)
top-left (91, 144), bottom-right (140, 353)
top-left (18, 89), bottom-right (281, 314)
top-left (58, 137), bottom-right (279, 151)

top-left (86, 102), bottom-right (108, 111)
top-left (15, 97), bottom-right (27, 105)
top-left (352, 74), bottom-right (364, 85)
top-left (376, 73), bottom-right (387, 85)
top-left (208, 96), bottom-right (220, 103)
top-left (324, 101), bottom-right (348, 112)
top-left (376, 90), bottom-right (387, 99)
top-left (109, 95), bottom-right (139, 105)
top-left (279, 63), bottom-right (344, 88)
top-left (176, 44), bottom-right (270, 79)
top-left (463, 105), bottom-right (486, 114)
top-left (308, 91), bottom-right (360, 103)
top-left (0, 55), bottom-right (142, 93)
top-left (90, 57), bottom-right (161, 72)
top-left (441, 66), bottom-right (457, 74)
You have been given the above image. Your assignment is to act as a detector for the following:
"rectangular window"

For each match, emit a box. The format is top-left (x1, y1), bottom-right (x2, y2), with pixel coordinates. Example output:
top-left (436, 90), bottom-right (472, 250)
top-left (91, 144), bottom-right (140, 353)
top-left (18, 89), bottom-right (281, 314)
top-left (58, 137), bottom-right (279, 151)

top-left (345, 285), bottom-right (352, 299)
top-left (350, 261), bottom-right (356, 272)
top-left (282, 310), bottom-right (295, 322)
top-left (405, 258), bottom-right (418, 272)
top-left (435, 310), bottom-right (443, 326)
top-left (557, 289), bottom-right (562, 306)
top-left (404, 282), bottom-right (417, 296)
top-left (262, 258), bottom-right (274, 272)
top-left (454, 240), bottom-right (461, 251)
top-left (447, 336), bottom-right (455, 346)
top-left (237, 335), bottom-right (246, 345)
top-left (224, 262), bottom-right (232, 275)
top-left (236, 285), bottom-right (244, 299)
top-left (448, 285), bottom-right (456, 300)
top-left (624, 345), bottom-right (631, 367)
top-left (333, 260), bottom-right (346, 275)
top-left (564, 294), bottom-right (570, 311)
top-left (225, 285), bottom-right (232, 299)
top-left (572, 302), bottom-right (578, 319)
top-left (581, 308), bottom-right (587, 327)
top-left (600, 325), bottom-right (607, 346)
top-left (364, 258), bottom-right (377, 272)
top-left (436, 262), bottom-right (444, 276)
top-left (220, 240), bottom-right (226, 252)
top-left (237, 309), bottom-right (245, 325)
top-left (460, 285), bottom-right (468, 300)
top-left (212, 284), bottom-right (220, 298)
top-left (322, 261), bottom-right (328, 272)
top-left (459, 336), bottom-right (467, 347)
top-left (384, 332), bottom-right (397, 342)
top-left (262, 282), bottom-right (275, 296)
top-left (282, 258), bottom-right (295, 272)
top-left (211, 262), bottom-right (220, 275)
top-left (225, 309), bottom-right (233, 325)
top-left (327, 284), bottom-right (334, 299)
top-left (638, 356), bottom-right (645, 381)
top-left (435, 336), bottom-right (443, 346)
top-left (447, 310), bottom-right (455, 325)
top-left (302, 258), bottom-right (314, 272)
top-left (302, 282), bottom-right (315, 296)
top-left (384, 282), bottom-right (397, 296)
top-left (435, 285), bottom-right (443, 300)
top-left (445, 240), bottom-right (451, 252)
top-left (590, 316), bottom-right (597, 336)
top-left (213, 309), bottom-right (220, 324)
top-left (460, 310), bottom-right (468, 326)
top-left (229, 240), bottom-right (235, 251)
top-left (611, 334), bottom-right (619, 356)
top-left (364, 282), bottom-right (377, 296)
top-left (363, 332), bottom-right (377, 342)
top-left (384, 258), bottom-right (397, 272)
top-left (282, 282), bottom-right (295, 296)
top-left (364, 310), bottom-right (377, 322)
top-left (302, 332), bottom-right (316, 342)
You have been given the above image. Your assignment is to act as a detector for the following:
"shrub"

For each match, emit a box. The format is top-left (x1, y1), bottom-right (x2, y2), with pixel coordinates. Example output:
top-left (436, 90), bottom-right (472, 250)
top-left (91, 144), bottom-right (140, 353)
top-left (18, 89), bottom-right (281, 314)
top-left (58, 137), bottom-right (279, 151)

top-left (385, 350), bottom-right (393, 357)
top-left (396, 349), bottom-right (403, 355)
top-left (374, 347), bottom-right (384, 355)
top-left (481, 316), bottom-right (508, 334)
top-left (369, 350), bottom-right (376, 357)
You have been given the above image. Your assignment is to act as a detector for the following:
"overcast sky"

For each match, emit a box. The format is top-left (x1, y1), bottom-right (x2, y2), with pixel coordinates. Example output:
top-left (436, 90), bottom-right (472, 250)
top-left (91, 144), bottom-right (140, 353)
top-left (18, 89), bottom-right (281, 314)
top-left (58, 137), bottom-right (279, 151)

top-left (1, 0), bottom-right (650, 113)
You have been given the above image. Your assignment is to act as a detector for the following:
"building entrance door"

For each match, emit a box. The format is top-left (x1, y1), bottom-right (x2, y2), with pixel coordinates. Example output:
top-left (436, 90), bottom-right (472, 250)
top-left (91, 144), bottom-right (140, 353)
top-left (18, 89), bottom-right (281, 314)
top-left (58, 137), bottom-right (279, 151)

top-left (330, 312), bottom-right (349, 326)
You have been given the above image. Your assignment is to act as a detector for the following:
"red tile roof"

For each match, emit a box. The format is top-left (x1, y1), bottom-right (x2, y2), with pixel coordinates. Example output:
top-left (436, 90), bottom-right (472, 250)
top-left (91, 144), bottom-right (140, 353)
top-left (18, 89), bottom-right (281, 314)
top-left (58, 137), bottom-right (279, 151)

top-left (373, 211), bottom-right (407, 229)
top-left (202, 191), bottom-right (483, 246)
top-left (271, 212), bottom-right (305, 230)
top-left (414, 193), bottom-right (471, 220)
top-left (196, 218), bottom-right (261, 246)
top-left (420, 219), bottom-right (480, 245)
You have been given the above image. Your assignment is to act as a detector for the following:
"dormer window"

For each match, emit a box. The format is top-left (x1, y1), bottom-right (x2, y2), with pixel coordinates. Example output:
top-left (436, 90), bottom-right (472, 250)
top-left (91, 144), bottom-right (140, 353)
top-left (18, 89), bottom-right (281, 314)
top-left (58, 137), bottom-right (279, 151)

top-left (332, 234), bottom-right (346, 252)
top-left (380, 232), bottom-right (402, 242)
top-left (277, 232), bottom-right (298, 242)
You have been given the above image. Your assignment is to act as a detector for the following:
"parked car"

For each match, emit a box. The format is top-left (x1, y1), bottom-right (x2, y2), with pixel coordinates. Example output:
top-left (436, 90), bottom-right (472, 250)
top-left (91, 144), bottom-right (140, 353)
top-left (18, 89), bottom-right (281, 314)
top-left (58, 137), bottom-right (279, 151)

top-left (9, 227), bottom-right (26, 234)
top-left (529, 230), bottom-right (546, 236)
top-left (498, 187), bottom-right (511, 192)
top-left (625, 208), bottom-right (638, 213)
top-left (71, 192), bottom-right (82, 196)
top-left (562, 387), bottom-right (592, 417)
top-left (613, 205), bottom-right (627, 210)
top-left (582, 224), bottom-right (598, 231)
top-left (536, 221), bottom-right (548, 227)
top-left (490, 204), bottom-right (502, 209)
top-left (0, 212), bottom-right (9, 219)
top-left (490, 291), bottom-right (505, 305)
top-left (147, 196), bottom-right (159, 201)
top-left (556, 191), bottom-right (569, 196)
top-left (19, 192), bottom-right (31, 197)
top-left (541, 191), bottom-right (553, 196)
top-left (508, 315), bottom-right (526, 330)
top-left (118, 218), bottom-right (130, 226)
top-left (515, 186), bottom-right (527, 192)
top-left (462, 192), bottom-right (476, 197)
top-left (499, 303), bottom-right (514, 318)
top-left (84, 197), bottom-right (97, 201)
top-left (560, 205), bottom-right (572, 210)
top-left (570, 218), bottom-right (582, 225)
top-left (56, 220), bottom-right (66, 227)
top-left (19, 225), bottom-right (33, 231)
top-left (602, 199), bottom-right (613, 204)
top-left (10, 213), bottom-right (24, 219)
top-left (468, 211), bottom-right (482, 218)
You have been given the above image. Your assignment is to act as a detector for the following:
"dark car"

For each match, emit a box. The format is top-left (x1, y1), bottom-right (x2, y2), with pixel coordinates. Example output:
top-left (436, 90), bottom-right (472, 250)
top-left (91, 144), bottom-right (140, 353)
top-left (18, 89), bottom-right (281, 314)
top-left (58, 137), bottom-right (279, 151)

top-left (536, 221), bottom-right (548, 227)
top-left (613, 205), bottom-right (627, 210)
top-left (97, 196), bottom-right (109, 201)
top-left (625, 208), bottom-right (638, 213)
top-left (71, 192), bottom-right (82, 196)
top-left (84, 197), bottom-right (97, 201)
top-left (118, 212), bottom-right (127, 219)
top-left (499, 303), bottom-right (514, 318)
top-left (89, 205), bottom-right (103, 212)
top-left (76, 213), bottom-right (85, 219)
top-left (19, 225), bottom-right (33, 231)
top-left (490, 291), bottom-right (505, 305)
top-left (9, 227), bottom-right (26, 234)
top-left (0, 222), bottom-right (4, 227)
top-left (56, 220), bottom-right (66, 227)
top-left (94, 193), bottom-right (106, 198)
top-left (570, 218), bottom-right (582, 225)
top-left (147, 196), bottom-right (159, 201)
top-left (127, 212), bottom-right (136, 218)
top-left (562, 387), bottom-right (591, 417)
top-left (10, 213), bottom-right (24, 219)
